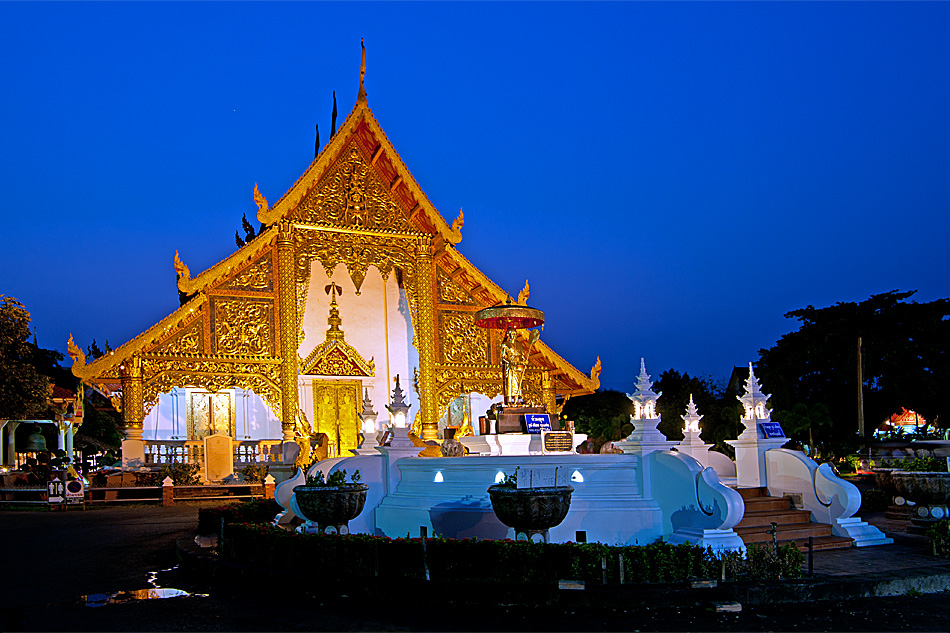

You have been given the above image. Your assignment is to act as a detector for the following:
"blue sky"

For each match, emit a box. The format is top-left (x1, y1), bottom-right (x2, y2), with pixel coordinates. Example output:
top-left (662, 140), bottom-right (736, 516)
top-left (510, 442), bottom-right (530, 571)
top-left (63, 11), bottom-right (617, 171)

top-left (2, 2), bottom-right (948, 392)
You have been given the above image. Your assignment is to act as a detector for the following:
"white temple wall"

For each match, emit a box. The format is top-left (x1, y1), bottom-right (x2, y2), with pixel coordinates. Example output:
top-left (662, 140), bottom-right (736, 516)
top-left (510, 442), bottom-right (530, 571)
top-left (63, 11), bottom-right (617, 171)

top-left (299, 262), bottom-right (418, 428)
top-left (141, 387), bottom-right (281, 441)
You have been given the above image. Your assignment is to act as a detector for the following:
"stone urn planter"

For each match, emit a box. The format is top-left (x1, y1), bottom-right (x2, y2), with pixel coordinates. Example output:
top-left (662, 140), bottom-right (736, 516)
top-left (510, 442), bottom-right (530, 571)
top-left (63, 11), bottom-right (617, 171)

top-left (891, 472), bottom-right (950, 524)
top-left (871, 468), bottom-right (900, 497)
top-left (293, 483), bottom-right (368, 534)
top-left (487, 484), bottom-right (573, 542)
top-left (891, 472), bottom-right (950, 506)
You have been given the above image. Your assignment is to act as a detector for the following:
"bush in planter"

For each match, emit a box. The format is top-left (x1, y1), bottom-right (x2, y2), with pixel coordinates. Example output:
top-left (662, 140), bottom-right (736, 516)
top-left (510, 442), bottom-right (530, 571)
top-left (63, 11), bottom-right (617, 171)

top-left (158, 462), bottom-right (201, 486)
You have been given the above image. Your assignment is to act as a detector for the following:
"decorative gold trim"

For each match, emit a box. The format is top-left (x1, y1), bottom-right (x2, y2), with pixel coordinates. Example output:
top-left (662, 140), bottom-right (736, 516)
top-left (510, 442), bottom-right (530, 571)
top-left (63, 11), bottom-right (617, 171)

top-left (258, 102), bottom-right (461, 244)
top-left (177, 227), bottom-right (278, 296)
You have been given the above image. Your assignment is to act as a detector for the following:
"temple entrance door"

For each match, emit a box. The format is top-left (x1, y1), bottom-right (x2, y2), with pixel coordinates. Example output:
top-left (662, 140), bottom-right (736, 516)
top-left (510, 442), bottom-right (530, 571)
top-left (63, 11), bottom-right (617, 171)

top-left (188, 391), bottom-right (235, 440)
top-left (311, 380), bottom-right (361, 458)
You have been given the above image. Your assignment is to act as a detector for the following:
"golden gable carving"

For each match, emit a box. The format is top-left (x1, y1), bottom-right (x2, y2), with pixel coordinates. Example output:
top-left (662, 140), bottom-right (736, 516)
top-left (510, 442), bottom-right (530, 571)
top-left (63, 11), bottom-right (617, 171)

top-left (211, 298), bottom-right (274, 356)
top-left (439, 312), bottom-right (488, 365)
top-left (155, 321), bottom-right (203, 356)
top-left (300, 340), bottom-right (375, 377)
top-left (437, 268), bottom-right (478, 306)
top-left (294, 144), bottom-right (411, 232)
top-left (224, 253), bottom-right (273, 292)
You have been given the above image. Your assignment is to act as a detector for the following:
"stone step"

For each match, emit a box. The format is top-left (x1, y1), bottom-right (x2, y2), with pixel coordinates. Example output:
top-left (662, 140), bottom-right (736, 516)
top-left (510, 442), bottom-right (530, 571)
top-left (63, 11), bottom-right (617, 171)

top-left (742, 496), bottom-right (793, 512)
top-left (736, 522), bottom-right (834, 544)
top-left (735, 508), bottom-right (813, 528)
top-left (735, 486), bottom-right (769, 499)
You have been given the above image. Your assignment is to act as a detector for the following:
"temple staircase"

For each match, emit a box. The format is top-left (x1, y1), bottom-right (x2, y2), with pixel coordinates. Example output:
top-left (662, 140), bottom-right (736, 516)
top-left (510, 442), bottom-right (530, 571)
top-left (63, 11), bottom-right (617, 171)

top-left (734, 487), bottom-right (854, 552)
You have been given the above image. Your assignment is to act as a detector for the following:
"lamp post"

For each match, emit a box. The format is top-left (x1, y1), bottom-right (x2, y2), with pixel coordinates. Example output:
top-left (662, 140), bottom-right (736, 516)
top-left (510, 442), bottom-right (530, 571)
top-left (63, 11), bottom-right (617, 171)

top-left (359, 388), bottom-right (378, 448)
top-left (386, 374), bottom-right (411, 429)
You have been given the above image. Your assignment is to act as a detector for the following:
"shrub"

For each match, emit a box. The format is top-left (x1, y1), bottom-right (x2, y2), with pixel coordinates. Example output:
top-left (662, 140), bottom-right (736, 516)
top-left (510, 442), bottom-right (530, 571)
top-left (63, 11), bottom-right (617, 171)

top-left (222, 524), bottom-right (805, 585)
top-left (240, 464), bottom-right (269, 483)
top-left (928, 520), bottom-right (950, 559)
top-left (859, 488), bottom-right (890, 513)
top-left (197, 498), bottom-right (282, 535)
top-left (158, 462), bottom-right (201, 486)
top-left (743, 543), bottom-right (805, 580)
top-left (879, 456), bottom-right (947, 472)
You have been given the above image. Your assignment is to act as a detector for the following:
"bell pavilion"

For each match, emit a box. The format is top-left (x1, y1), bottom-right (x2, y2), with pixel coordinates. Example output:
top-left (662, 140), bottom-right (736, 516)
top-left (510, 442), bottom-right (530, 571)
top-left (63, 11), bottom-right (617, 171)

top-left (67, 49), bottom-right (599, 469)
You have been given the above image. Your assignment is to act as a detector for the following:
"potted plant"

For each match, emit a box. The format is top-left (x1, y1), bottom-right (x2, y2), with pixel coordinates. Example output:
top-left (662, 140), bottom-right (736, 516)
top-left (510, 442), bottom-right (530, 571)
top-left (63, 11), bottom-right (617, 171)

top-left (487, 470), bottom-right (573, 542)
top-left (293, 468), bottom-right (368, 534)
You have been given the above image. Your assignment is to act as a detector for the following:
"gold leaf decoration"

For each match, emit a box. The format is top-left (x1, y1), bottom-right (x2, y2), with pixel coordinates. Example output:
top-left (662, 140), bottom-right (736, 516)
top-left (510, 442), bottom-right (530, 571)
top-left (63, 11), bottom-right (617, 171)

top-left (295, 144), bottom-right (411, 232)
top-left (211, 298), bottom-right (274, 356)
top-left (440, 312), bottom-right (488, 365)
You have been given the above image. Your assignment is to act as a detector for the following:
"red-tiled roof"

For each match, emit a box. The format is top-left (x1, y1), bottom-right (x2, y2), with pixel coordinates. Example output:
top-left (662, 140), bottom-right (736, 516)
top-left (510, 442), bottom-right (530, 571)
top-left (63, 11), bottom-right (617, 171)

top-left (50, 385), bottom-right (76, 400)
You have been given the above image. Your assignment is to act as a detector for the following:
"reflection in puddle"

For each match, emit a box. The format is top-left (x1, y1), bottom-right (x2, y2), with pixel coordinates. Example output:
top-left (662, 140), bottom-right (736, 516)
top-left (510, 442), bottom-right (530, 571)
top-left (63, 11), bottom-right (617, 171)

top-left (82, 565), bottom-right (208, 607)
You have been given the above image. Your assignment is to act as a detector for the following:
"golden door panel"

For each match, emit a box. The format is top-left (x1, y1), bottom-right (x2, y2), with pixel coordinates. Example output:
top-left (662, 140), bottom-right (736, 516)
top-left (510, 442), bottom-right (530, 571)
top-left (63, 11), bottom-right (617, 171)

top-left (188, 391), bottom-right (235, 440)
top-left (311, 380), bottom-right (361, 459)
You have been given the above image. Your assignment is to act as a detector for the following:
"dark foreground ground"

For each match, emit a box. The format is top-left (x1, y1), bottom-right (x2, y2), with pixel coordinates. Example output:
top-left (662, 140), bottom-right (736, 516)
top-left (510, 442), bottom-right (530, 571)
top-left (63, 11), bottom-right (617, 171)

top-left (2, 505), bottom-right (950, 632)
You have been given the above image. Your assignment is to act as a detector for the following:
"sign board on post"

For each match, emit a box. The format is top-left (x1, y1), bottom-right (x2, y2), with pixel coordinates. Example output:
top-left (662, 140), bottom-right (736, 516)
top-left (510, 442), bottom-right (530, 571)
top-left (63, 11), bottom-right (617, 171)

top-left (525, 414), bottom-right (552, 434)
top-left (47, 478), bottom-right (64, 505)
top-left (542, 431), bottom-right (575, 454)
top-left (65, 479), bottom-right (85, 506)
top-left (759, 422), bottom-right (785, 439)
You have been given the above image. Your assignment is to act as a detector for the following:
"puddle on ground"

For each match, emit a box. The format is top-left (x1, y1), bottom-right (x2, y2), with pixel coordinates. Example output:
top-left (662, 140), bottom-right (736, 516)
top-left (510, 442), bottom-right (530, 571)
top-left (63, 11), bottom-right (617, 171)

top-left (82, 566), bottom-right (208, 607)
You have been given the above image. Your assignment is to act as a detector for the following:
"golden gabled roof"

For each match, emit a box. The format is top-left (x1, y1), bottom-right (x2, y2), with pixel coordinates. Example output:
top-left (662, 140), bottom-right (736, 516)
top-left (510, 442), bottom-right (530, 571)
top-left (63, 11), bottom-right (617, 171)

top-left (257, 99), bottom-right (463, 245)
top-left (69, 55), bottom-right (599, 400)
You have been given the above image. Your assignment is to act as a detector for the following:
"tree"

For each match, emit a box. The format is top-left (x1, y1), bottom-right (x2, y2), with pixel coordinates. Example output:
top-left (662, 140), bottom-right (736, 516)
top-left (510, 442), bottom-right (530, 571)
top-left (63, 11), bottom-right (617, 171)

top-left (0, 296), bottom-right (51, 419)
top-left (561, 389), bottom-right (634, 449)
top-left (653, 369), bottom-right (723, 442)
top-left (653, 368), bottom-right (740, 456)
top-left (757, 290), bottom-right (950, 451)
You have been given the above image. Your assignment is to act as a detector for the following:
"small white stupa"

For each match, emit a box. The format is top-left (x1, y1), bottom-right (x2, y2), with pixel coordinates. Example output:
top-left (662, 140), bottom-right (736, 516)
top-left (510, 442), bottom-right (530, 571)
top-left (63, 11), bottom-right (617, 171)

top-left (677, 394), bottom-right (707, 453)
top-left (727, 363), bottom-right (788, 487)
top-left (615, 359), bottom-right (677, 455)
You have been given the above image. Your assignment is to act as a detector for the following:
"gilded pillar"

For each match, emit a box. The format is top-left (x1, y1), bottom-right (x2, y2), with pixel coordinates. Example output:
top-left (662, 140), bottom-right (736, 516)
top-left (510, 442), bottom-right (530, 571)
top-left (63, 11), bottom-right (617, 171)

top-left (277, 220), bottom-right (298, 441)
top-left (120, 355), bottom-right (144, 441)
top-left (414, 239), bottom-right (439, 440)
top-left (542, 370), bottom-right (556, 417)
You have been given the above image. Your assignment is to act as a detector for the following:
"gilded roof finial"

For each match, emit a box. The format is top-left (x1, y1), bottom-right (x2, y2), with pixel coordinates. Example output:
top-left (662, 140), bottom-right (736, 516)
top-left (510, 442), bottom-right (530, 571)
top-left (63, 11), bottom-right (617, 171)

top-left (357, 39), bottom-right (367, 103)
top-left (518, 280), bottom-right (530, 306)
top-left (325, 282), bottom-right (345, 340)
top-left (253, 182), bottom-right (269, 218)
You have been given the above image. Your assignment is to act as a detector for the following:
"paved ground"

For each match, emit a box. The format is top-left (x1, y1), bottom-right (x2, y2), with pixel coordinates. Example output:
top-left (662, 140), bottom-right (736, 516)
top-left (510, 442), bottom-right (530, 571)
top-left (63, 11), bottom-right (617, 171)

top-left (2, 504), bottom-right (950, 632)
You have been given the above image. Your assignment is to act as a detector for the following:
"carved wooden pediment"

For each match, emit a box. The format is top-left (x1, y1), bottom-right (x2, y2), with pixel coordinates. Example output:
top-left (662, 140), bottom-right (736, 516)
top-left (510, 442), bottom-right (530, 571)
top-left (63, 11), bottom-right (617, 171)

top-left (300, 339), bottom-right (375, 378)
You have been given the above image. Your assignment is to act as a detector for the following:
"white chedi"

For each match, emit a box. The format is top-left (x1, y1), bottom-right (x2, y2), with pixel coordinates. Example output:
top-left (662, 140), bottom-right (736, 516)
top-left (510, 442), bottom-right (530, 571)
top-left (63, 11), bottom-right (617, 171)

top-left (738, 362), bottom-right (771, 423)
top-left (616, 359), bottom-right (674, 452)
top-left (627, 358), bottom-right (661, 421)
top-left (682, 394), bottom-right (702, 434)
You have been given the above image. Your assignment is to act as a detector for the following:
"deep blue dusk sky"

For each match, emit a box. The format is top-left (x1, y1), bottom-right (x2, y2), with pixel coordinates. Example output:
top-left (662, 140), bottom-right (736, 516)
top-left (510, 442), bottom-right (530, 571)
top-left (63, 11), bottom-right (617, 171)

top-left (2, 2), bottom-right (948, 392)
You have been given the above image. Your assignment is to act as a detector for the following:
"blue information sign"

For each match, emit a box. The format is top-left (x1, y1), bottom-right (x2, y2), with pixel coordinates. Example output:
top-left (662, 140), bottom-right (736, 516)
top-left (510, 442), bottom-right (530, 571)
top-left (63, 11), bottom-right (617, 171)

top-left (525, 414), bottom-right (552, 434)
top-left (759, 422), bottom-right (785, 438)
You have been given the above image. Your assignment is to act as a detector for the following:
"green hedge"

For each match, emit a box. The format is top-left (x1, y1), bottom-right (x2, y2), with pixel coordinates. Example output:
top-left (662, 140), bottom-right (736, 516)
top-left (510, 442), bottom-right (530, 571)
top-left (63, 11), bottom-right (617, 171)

top-left (197, 499), bottom-right (282, 535)
top-left (224, 523), bottom-right (804, 584)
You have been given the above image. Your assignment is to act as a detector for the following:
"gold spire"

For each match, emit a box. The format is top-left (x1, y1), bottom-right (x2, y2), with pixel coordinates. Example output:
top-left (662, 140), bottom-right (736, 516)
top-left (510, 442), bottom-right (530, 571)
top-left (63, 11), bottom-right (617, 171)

top-left (357, 39), bottom-right (367, 103)
top-left (325, 282), bottom-right (345, 341)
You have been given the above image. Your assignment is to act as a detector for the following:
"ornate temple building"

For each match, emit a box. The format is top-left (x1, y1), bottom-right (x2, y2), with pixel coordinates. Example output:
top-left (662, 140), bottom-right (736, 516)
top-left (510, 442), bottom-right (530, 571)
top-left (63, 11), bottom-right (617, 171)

top-left (67, 50), bottom-right (599, 462)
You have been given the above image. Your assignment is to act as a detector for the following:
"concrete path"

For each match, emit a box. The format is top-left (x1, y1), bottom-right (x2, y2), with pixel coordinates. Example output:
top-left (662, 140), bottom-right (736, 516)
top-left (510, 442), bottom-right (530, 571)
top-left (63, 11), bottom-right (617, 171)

top-left (0, 505), bottom-right (198, 609)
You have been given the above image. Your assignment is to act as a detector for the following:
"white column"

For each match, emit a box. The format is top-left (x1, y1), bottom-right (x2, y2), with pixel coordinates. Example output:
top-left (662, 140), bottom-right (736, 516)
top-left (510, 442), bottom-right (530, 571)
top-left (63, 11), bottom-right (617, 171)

top-left (65, 421), bottom-right (74, 464)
